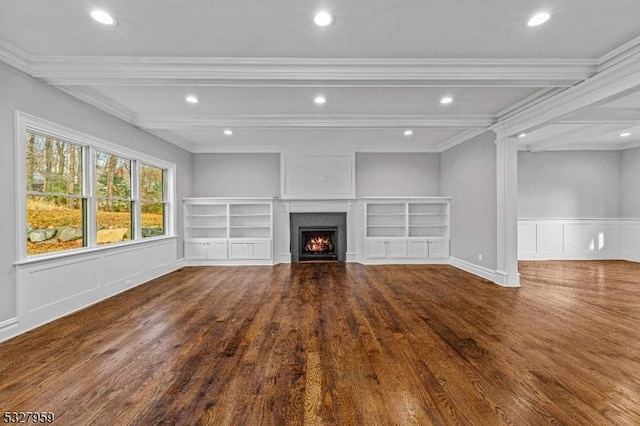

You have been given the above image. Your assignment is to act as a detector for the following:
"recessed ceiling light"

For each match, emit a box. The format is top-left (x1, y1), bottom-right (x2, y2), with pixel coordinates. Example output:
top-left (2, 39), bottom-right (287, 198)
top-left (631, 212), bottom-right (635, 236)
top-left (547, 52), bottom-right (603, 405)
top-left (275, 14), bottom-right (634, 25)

top-left (185, 95), bottom-right (199, 104)
top-left (314, 95), bottom-right (326, 104)
top-left (620, 132), bottom-right (632, 137)
top-left (528, 12), bottom-right (550, 27)
top-left (223, 129), bottom-right (233, 136)
top-left (90, 10), bottom-right (117, 26)
top-left (440, 96), bottom-right (453, 105)
top-left (313, 11), bottom-right (333, 27)
top-left (404, 130), bottom-right (413, 136)
top-left (518, 133), bottom-right (527, 138)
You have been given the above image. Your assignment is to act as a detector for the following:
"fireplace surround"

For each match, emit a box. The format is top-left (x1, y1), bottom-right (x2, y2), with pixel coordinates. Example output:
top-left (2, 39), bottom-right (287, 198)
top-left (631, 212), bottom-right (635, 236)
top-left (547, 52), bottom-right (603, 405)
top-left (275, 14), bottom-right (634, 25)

top-left (290, 213), bottom-right (347, 262)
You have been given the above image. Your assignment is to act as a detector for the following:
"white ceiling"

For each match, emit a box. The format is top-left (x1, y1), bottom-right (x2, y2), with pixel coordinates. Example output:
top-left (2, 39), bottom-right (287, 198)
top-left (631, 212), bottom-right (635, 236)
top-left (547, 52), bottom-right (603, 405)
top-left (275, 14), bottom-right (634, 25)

top-left (1, 0), bottom-right (639, 152)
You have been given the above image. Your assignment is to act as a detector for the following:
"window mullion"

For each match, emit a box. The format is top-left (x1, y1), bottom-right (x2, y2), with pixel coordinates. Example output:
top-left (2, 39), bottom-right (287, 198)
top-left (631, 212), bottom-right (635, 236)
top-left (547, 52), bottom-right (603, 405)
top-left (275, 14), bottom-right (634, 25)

top-left (86, 147), bottom-right (97, 249)
top-left (132, 160), bottom-right (141, 240)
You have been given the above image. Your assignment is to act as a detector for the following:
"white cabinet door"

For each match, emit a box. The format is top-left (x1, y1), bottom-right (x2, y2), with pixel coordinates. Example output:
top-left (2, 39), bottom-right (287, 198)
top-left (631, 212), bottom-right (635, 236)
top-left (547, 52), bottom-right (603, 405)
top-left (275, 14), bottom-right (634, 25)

top-left (251, 241), bottom-right (271, 259)
top-left (386, 239), bottom-right (408, 258)
top-left (408, 240), bottom-right (429, 258)
top-left (365, 239), bottom-right (388, 258)
top-left (428, 240), bottom-right (449, 259)
top-left (229, 241), bottom-right (252, 259)
top-left (207, 241), bottom-right (228, 259)
top-left (185, 242), bottom-right (208, 260)
top-left (229, 240), bottom-right (272, 260)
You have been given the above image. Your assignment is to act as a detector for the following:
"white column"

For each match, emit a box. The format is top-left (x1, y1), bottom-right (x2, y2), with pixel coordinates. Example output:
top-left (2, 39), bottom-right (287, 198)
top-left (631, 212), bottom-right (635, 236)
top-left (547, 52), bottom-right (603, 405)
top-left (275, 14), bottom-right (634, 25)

top-left (495, 127), bottom-right (520, 287)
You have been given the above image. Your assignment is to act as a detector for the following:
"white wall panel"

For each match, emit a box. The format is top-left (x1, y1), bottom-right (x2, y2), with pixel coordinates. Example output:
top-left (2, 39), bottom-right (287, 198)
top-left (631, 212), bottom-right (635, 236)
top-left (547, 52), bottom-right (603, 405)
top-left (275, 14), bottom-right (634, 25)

top-left (537, 223), bottom-right (564, 255)
top-left (564, 223), bottom-right (592, 253)
top-left (25, 257), bottom-right (101, 313)
top-left (593, 223), bottom-right (621, 254)
top-left (622, 222), bottom-right (640, 261)
top-left (282, 153), bottom-right (355, 199)
top-left (519, 219), bottom-right (635, 261)
top-left (518, 223), bottom-right (537, 258)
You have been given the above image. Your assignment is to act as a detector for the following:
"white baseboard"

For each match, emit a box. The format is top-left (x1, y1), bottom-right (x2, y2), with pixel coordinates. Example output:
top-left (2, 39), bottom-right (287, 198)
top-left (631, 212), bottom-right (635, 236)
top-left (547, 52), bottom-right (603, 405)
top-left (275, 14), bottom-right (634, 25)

top-left (623, 252), bottom-right (640, 263)
top-left (449, 257), bottom-right (498, 283)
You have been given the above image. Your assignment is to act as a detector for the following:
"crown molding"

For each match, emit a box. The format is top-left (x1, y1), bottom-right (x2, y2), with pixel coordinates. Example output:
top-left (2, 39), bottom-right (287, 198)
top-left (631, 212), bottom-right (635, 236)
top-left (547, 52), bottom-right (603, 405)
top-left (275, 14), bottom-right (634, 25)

top-left (28, 56), bottom-right (596, 87)
top-left (142, 129), bottom-right (195, 152)
top-left (497, 87), bottom-right (567, 120)
top-left (53, 85), bottom-right (137, 124)
top-left (135, 114), bottom-right (494, 130)
top-left (0, 38), bottom-right (31, 74)
top-left (437, 128), bottom-right (490, 152)
top-left (598, 35), bottom-right (640, 72)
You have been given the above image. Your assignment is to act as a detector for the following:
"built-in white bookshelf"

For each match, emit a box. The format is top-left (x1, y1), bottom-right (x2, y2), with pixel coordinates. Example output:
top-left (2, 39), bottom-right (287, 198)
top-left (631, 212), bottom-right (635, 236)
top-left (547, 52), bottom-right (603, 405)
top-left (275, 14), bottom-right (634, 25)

top-left (183, 198), bottom-right (274, 263)
top-left (364, 197), bottom-right (450, 262)
top-left (184, 203), bottom-right (228, 239)
top-left (408, 202), bottom-right (449, 238)
top-left (366, 203), bottom-right (407, 237)
top-left (365, 198), bottom-right (449, 238)
top-left (229, 203), bottom-right (272, 238)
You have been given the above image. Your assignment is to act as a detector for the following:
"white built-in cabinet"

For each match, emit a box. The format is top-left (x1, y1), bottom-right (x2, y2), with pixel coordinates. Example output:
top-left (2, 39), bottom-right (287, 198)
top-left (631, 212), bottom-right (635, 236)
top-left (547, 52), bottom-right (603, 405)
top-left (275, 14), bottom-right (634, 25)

top-left (364, 197), bottom-right (450, 263)
top-left (184, 198), bottom-right (273, 264)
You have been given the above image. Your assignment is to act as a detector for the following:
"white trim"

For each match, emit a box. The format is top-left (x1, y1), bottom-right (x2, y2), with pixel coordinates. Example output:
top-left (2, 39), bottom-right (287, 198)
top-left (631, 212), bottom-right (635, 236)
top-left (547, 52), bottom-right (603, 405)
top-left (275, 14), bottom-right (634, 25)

top-left (494, 130), bottom-right (521, 287)
top-left (598, 35), bottom-right (640, 72)
top-left (0, 317), bottom-right (19, 334)
top-left (53, 85), bottom-right (137, 124)
top-left (0, 38), bottom-right (31, 74)
top-left (438, 128), bottom-right (489, 152)
top-left (449, 257), bottom-right (497, 283)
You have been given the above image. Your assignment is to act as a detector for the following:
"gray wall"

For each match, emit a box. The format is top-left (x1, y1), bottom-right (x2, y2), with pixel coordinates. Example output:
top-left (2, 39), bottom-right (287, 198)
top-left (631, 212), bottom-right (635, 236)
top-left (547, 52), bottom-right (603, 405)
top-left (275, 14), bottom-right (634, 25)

top-left (0, 62), bottom-right (192, 323)
top-left (518, 151), bottom-right (621, 218)
top-left (621, 146), bottom-right (640, 218)
top-left (356, 153), bottom-right (441, 197)
top-left (191, 153), bottom-right (281, 197)
top-left (441, 132), bottom-right (497, 270)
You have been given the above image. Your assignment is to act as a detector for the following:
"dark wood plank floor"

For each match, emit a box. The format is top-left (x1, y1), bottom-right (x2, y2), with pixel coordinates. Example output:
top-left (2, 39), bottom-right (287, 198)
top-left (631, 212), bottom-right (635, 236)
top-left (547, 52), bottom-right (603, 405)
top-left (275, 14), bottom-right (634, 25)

top-left (1, 261), bottom-right (640, 425)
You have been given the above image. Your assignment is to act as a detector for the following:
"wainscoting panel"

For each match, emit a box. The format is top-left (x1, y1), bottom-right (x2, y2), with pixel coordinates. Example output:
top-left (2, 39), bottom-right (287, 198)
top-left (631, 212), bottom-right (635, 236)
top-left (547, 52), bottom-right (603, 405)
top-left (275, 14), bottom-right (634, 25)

top-left (518, 219), bottom-right (638, 261)
top-left (622, 221), bottom-right (640, 262)
top-left (4, 238), bottom-right (180, 343)
top-left (537, 222), bottom-right (564, 255)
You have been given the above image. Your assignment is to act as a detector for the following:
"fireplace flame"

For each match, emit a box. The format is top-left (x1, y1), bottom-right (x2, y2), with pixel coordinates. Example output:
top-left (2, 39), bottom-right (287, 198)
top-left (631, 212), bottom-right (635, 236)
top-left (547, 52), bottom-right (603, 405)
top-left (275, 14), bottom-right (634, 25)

top-left (304, 235), bottom-right (334, 253)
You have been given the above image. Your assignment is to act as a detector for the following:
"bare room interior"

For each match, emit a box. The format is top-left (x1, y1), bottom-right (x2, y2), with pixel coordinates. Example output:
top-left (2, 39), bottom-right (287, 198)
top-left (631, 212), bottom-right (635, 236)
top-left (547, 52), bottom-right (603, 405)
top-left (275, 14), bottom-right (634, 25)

top-left (1, 1), bottom-right (639, 424)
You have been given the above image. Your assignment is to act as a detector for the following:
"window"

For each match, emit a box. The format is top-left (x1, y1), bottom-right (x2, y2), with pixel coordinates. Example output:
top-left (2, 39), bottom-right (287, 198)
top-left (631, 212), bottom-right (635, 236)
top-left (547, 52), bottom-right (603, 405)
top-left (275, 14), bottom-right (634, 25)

top-left (26, 131), bottom-right (86, 256)
top-left (95, 151), bottom-right (133, 245)
top-left (139, 163), bottom-right (166, 238)
top-left (18, 113), bottom-right (175, 260)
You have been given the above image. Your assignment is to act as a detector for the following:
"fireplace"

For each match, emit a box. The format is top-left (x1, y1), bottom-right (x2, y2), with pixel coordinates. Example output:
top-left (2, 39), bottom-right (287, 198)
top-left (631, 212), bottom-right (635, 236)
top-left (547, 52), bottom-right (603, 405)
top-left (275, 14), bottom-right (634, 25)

top-left (299, 227), bottom-right (338, 261)
top-left (290, 212), bottom-right (347, 262)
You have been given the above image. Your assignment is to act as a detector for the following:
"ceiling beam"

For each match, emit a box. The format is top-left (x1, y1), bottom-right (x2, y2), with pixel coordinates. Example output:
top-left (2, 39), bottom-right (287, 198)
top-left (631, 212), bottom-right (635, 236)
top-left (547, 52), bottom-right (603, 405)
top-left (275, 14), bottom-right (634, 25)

top-left (525, 123), bottom-right (624, 152)
top-left (29, 56), bottom-right (596, 87)
top-left (135, 114), bottom-right (494, 130)
top-left (500, 55), bottom-right (640, 137)
top-left (556, 108), bottom-right (640, 125)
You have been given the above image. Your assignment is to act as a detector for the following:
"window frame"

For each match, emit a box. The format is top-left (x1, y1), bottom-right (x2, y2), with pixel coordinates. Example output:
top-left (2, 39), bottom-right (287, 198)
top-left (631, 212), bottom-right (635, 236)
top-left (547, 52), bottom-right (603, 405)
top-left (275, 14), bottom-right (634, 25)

top-left (15, 112), bottom-right (176, 263)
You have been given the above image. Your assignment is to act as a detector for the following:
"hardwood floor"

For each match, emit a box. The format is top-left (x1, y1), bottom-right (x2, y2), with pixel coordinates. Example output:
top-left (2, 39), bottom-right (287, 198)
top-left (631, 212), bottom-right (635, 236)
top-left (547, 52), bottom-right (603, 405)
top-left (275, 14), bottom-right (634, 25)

top-left (1, 261), bottom-right (639, 425)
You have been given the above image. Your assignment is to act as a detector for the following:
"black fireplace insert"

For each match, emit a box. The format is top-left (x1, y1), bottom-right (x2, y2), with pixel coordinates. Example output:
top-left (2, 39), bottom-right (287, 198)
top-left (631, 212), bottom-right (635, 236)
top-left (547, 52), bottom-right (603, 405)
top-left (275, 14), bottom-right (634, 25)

top-left (299, 226), bottom-right (338, 261)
